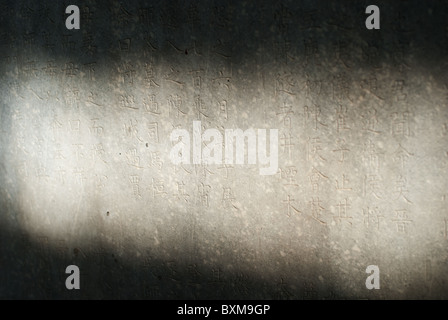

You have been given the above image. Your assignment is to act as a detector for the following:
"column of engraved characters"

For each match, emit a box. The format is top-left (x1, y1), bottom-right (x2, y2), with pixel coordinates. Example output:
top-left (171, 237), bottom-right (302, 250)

top-left (272, 3), bottom-right (297, 186)
top-left (196, 182), bottom-right (211, 208)
top-left (304, 168), bottom-right (327, 225)
top-left (297, 7), bottom-right (322, 68)
top-left (11, 105), bottom-right (31, 183)
top-left (277, 97), bottom-right (299, 219)
top-left (302, 73), bottom-right (326, 196)
top-left (361, 139), bottom-right (386, 231)
top-left (165, 66), bottom-right (187, 118)
top-left (273, 6), bottom-right (299, 221)
top-left (142, 57), bottom-right (162, 119)
top-left (442, 195), bottom-right (448, 240)
top-left (391, 15), bottom-right (412, 76)
top-left (190, 69), bottom-right (209, 122)
top-left (303, 101), bottom-right (328, 225)
top-left (221, 186), bottom-right (238, 211)
top-left (51, 114), bottom-right (66, 186)
top-left (142, 57), bottom-right (164, 174)
top-left (71, 119), bottom-right (107, 192)
top-left (329, 71), bottom-right (353, 235)
top-left (332, 104), bottom-right (353, 228)
top-left (357, 59), bottom-right (387, 230)
top-left (208, 266), bottom-right (226, 297)
top-left (122, 112), bottom-right (145, 200)
top-left (273, 3), bottom-right (293, 65)
top-left (89, 118), bottom-right (108, 168)
top-left (271, 5), bottom-right (297, 222)
top-left (390, 114), bottom-right (414, 235)
top-left (148, 178), bottom-right (168, 201)
top-left (211, 63), bottom-right (232, 123)
top-left (301, 60), bottom-right (329, 225)
top-left (444, 109), bottom-right (448, 238)
top-left (209, 18), bottom-right (234, 193)
top-left (388, 60), bottom-right (414, 234)
top-left (170, 123), bottom-right (193, 206)
top-left (80, 4), bottom-right (97, 58)
top-left (71, 120), bottom-right (87, 189)
top-left (190, 59), bottom-right (216, 206)
top-left (61, 49), bottom-right (101, 107)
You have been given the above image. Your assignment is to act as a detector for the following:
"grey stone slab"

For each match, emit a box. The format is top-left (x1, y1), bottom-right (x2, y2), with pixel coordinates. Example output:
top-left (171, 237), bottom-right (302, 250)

top-left (0, 0), bottom-right (448, 299)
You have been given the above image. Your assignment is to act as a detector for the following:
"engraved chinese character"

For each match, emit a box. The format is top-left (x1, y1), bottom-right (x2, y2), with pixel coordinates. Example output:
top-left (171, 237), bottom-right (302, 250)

top-left (304, 104), bottom-right (326, 131)
top-left (332, 73), bottom-right (351, 102)
top-left (210, 267), bottom-right (224, 283)
top-left (335, 174), bottom-right (352, 191)
top-left (391, 111), bottom-right (411, 138)
top-left (164, 66), bottom-right (184, 87)
top-left (363, 207), bottom-right (384, 230)
top-left (147, 122), bottom-right (159, 144)
top-left (62, 62), bottom-right (79, 78)
top-left (54, 143), bottom-right (65, 160)
top-left (83, 62), bottom-right (96, 81)
top-left (283, 194), bottom-right (301, 217)
top-left (82, 32), bottom-right (97, 56)
top-left (394, 175), bottom-right (412, 203)
top-left (148, 151), bottom-right (163, 171)
top-left (119, 94), bottom-right (137, 110)
top-left (64, 88), bottom-right (80, 108)
top-left (275, 277), bottom-right (293, 299)
top-left (222, 187), bottom-right (238, 210)
top-left (42, 60), bottom-right (58, 78)
top-left (194, 163), bottom-right (215, 179)
top-left (197, 183), bottom-right (211, 207)
top-left (129, 175), bottom-right (142, 199)
top-left (118, 38), bottom-right (131, 52)
top-left (126, 148), bottom-right (144, 169)
top-left (280, 166), bottom-right (299, 187)
top-left (333, 138), bottom-right (350, 163)
top-left (86, 91), bottom-right (102, 107)
top-left (273, 38), bottom-right (292, 64)
top-left (309, 167), bottom-right (328, 193)
top-left (142, 94), bottom-right (160, 116)
top-left (89, 118), bottom-right (103, 136)
top-left (187, 263), bottom-right (201, 284)
top-left (334, 198), bottom-right (352, 226)
top-left (303, 37), bottom-right (320, 67)
top-left (123, 119), bottom-right (143, 142)
top-left (363, 140), bottom-right (382, 172)
top-left (393, 144), bottom-right (414, 169)
top-left (335, 104), bottom-right (350, 133)
top-left (73, 167), bottom-right (87, 186)
top-left (276, 101), bottom-right (294, 129)
top-left (194, 95), bottom-right (209, 120)
top-left (173, 181), bottom-right (190, 203)
top-left (118, 61), bottom-right (135, 84)
top-left (392, 209), bottom-right (413, 234)
top-left (307, 137), bottom-right (326, 163)
top-left (362, 108), bottom-right (382, 134)
top-left (280, 133), bottom-right (295, 159)
top-left (275, 72), bottom-right (296, 97)
top-left (333, 40), bottom-right (351, 69)
top-left (168, 94), bottom-right (187, 117)
top-left (150, 178), bottom-right (167, 198)
top-left (218, 164), bottom-right (234, 179)
top-left (391, 80), bottom-right (407, 102)
top-left (72, 144), bottom-right (85, 161)
top-left (218, 100), bottom-right (228, 121)
top-left (363, 174), bottom-right (383, 199)
top-left (308, 197), bottom-right (326, 224)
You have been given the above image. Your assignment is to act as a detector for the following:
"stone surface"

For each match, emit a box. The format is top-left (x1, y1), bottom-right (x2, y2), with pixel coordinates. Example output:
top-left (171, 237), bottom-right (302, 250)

top-left (0, 0), bottom-right (448, 299)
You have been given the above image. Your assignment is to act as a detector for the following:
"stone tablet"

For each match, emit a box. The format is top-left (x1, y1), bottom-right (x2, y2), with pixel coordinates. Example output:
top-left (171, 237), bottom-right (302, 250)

top-left (0, 0), bottom-right (447, 299)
